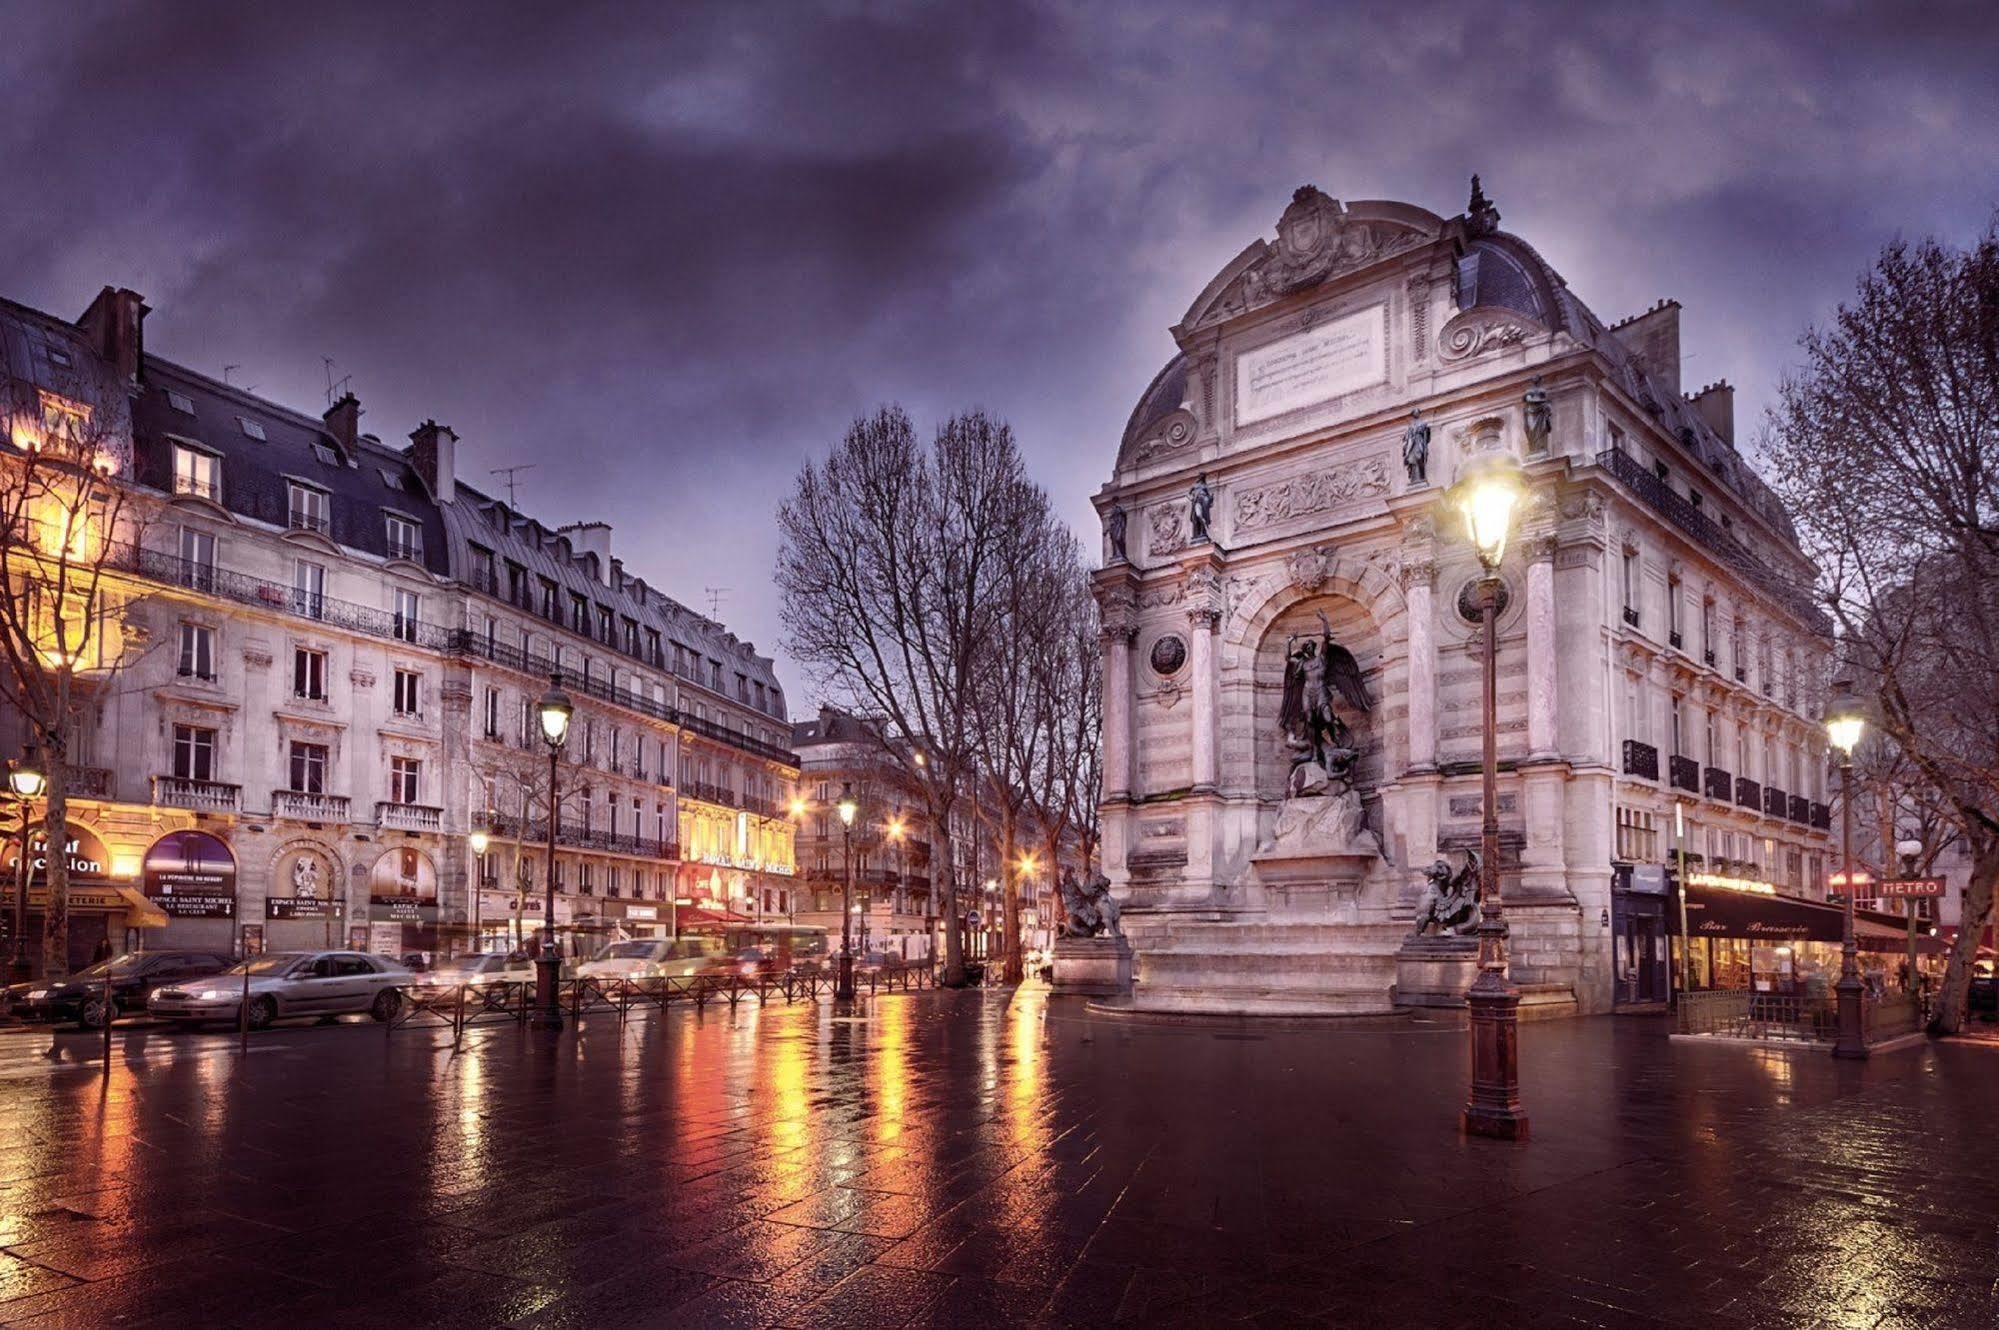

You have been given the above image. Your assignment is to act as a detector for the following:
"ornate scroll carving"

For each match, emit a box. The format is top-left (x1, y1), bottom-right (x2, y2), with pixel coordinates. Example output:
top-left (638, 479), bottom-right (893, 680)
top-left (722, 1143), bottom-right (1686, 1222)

top-left (1233, 456), bottom-right (1391, 535)
top-left (1437, 308), bottom-right (1536, 363)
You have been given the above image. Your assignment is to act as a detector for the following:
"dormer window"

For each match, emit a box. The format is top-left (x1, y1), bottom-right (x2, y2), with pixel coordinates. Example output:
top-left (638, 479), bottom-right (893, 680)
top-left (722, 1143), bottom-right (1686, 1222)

top-left (239, 417), bottom-right (267, 441)
top-left (287, 481), bottom-right (330, 534)
top-left (311, 442), bottom-right (340, 467)
top-left (166, 389), bottom-right (194, 414)
top-left (172, 444), bottom-right (221, 501)
top-left (384, 513), bottom-right (422, 561)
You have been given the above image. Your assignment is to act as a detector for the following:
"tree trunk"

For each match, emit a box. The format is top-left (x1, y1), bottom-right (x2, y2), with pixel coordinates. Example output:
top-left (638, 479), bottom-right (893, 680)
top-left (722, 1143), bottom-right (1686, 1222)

top-left (935, 823), bottom-right (965, 986)
top-left (1930, 843), bottom-right (1999, 1035)
top-left (1000, 811), bottom-right (1022, 984)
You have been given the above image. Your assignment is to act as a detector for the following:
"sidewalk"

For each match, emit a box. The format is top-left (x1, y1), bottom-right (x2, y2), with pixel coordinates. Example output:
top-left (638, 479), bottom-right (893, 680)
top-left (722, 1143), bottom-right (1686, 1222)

top-left (0, 988), bottom-right (1993, 1328)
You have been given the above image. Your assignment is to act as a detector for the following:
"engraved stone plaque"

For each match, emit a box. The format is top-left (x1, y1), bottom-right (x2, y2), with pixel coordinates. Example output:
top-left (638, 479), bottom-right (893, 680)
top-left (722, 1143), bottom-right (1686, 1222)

top-left (1235, 304), bottom-right (1387, 426)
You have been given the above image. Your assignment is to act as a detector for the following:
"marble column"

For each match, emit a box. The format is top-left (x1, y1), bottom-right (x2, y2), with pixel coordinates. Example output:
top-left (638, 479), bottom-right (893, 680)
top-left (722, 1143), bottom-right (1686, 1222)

top-left (1402, 561), bottom-right (1437, 771)
top-left (1102, 620), bottom-right (1136, 800)
top-left (1187, 605), bottom-right (1220, 792)
top-left (1526, 535), bottom-right (1560, 761)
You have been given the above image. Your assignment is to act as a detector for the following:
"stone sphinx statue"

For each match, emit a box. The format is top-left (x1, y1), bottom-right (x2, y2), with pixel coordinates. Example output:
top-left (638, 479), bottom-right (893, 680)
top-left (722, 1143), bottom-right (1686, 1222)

top-left (1058, 870), bottom-right (1122, 938)
top-left (1411, 850), bottom-right (1481, 937)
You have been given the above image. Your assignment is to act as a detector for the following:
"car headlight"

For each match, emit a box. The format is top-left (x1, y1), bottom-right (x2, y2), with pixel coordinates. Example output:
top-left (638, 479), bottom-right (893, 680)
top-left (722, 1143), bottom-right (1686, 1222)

top-left (194, 989), bottom-right (232, 1001)
top-left (27, 989), bottom-right (50, 1000)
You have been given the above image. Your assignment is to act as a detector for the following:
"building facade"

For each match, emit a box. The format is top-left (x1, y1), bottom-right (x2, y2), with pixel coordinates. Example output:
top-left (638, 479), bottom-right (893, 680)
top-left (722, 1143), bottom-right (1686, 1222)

top-left (0, 286), bottom-right (796, 973)
top-left (1093, 185), bottom-right (1834, 1017)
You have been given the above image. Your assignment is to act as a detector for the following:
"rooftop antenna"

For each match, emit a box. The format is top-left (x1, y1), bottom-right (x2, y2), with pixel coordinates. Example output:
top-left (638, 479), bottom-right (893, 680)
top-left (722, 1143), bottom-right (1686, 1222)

top-left (322, 356), bottom-right (338, 405)
top-left (490, 464), bottom-right (536, 506)
top-left (704, 586), bottom-right (731, 619)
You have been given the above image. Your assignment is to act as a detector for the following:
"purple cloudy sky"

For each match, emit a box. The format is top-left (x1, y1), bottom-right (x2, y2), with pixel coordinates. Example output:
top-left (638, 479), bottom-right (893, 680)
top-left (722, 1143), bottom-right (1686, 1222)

top-left (4, 2), bottom-right (1995, 706)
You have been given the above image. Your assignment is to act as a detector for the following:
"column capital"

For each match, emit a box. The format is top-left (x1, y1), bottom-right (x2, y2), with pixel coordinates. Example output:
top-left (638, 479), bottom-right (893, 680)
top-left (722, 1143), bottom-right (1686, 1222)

top-left (1185, 606), bottom-right (1222, 630)
top-left (1399, 559), bottom-right (1438, 591)
top-left (1525, 532), bottom-right (1560, 563)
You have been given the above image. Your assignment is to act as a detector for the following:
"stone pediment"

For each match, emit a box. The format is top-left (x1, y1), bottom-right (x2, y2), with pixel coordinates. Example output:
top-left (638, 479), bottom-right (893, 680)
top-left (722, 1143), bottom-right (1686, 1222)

top-left (1181, 190), bottom-right (1441, 331)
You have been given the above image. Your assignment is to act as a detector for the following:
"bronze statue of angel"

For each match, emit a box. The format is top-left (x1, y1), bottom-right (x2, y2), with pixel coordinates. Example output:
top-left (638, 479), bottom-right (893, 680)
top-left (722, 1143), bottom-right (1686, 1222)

top-left (1279, 610), bottom-right (1370, 782)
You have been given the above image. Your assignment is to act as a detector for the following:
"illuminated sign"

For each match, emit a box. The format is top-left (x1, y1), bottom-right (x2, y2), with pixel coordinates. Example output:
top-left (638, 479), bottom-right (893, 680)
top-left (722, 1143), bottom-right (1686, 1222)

top-left (1876, 877), bottom-right (1945, 898)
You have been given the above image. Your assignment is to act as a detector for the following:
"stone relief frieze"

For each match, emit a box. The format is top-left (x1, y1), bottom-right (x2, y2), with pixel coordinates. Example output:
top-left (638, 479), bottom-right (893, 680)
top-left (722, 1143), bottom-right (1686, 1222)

top-left (1233, 455), bottom-right (1391, 535)
top-left (1195, 187), bottom-right (1431, 327)
top-left (1437, 308), bottom-right (1537, 362)
top-left (1138, 582), bottom-right (1183, 609)
top-left (1285, 545), bottom-right (1336, 592)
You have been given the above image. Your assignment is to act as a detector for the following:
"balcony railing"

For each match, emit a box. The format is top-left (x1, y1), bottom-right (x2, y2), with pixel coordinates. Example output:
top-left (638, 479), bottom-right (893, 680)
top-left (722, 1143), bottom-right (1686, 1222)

top-left (1702, 765), bottom-right (1732, 802)
top-left (69, 766), bottom-right (113, 799)
top-left (1787, 794), bottom-right (1811, 825)
top-left (1621, 740), bottom-right (1659, 780)
top-left (117, 545), bottom-right (458, 652)
top-left (1810, 801), bottom-right (1832, 830)
top-left (273, 789), bottom-right (351, 821)
top-left (1763, 785), bottom-right (1788, 818)
top-left (1735, 776), bottom-right (1762, 811)
top-left (1596, 448), bottom-right (1829, 632)
top-left (377, 801), bottom-right (444, 833)
top-left (153, 775), bottom-right (242, 812)
top-left (485, 812), bottom-right (678, 862)
top-left (1667, 754), bottom-right (1699, 793)
top-left (1621, 606), bottom-right (1641, 628)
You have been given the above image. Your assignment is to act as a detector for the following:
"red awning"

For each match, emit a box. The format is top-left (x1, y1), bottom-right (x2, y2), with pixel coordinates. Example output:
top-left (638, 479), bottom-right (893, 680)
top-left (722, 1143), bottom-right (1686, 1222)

top-left (675, 906), bottom-right (752, 930)
top-left (1683, 883), bottom-right (1940, 949)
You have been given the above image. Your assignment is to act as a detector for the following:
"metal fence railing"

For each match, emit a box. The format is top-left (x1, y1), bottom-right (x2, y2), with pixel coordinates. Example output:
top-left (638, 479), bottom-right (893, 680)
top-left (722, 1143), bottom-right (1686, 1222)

top-left (1677, 987), bottom-right (1924, 1046)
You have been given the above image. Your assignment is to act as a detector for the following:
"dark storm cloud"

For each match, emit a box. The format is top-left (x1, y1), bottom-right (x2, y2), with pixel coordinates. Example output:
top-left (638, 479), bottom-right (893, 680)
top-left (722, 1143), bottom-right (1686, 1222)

top-left (3, 1), bottom-right (1996, 698)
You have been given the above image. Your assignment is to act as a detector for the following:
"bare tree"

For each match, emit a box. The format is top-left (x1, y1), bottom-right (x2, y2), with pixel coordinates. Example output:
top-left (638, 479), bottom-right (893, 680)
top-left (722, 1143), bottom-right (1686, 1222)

top-left (777, 407), bottom-right (1028, 985)
top-left (0, 380), bottom-right (149, 976)
top-left (468, 742), bottom-right (584, 950)
top-left (1765, 216), bottom-right (1999, 1033)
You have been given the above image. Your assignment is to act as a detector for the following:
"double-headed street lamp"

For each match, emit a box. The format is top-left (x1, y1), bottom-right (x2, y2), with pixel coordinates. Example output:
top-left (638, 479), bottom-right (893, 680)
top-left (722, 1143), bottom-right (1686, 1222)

top-left (836, 782), bottom-right (858, 998)
top-left (532, 677), bottom-right (574, 1031)
top-left (1825, 690), bottom-right (1868, 1059)
top-left (8, 751), bottom-right (47, 982)
top-left (1449, 445), bottom-right (1530, 1141)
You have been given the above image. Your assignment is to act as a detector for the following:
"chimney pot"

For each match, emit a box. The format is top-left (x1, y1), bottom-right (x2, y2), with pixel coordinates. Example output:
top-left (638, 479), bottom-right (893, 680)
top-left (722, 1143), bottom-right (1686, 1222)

top-left (408, 419), bottom-right (458, 504)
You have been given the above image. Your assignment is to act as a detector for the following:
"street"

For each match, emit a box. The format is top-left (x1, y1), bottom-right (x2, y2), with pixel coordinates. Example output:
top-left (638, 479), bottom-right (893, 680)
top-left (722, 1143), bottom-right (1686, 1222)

top-left (0, 990), bottom-right (1993, 1328)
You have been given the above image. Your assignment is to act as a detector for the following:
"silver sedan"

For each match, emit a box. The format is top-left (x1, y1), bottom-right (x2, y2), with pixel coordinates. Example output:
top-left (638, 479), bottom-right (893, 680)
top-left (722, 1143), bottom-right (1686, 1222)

top-left (148, 951), bottom-right (411, 1029)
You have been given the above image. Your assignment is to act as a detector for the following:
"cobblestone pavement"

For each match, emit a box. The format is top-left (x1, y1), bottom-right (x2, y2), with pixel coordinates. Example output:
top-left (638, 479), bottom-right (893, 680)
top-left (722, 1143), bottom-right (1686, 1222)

top-left (0, 988), bottom-right (1994, 1329)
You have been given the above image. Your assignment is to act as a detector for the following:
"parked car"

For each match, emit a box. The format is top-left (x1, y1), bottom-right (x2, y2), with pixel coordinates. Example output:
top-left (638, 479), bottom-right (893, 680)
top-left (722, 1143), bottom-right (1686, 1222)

top-left (148, 951), bottom-right (411, 1029)
top-left (409, 953), bottom-right (533, 990)
top-left (12, 951), bottom-right (234, 1029)
top-left (577, 936), bottom-right (727, 981)
top-left (1969, 975), bottom-right (1998, 1022)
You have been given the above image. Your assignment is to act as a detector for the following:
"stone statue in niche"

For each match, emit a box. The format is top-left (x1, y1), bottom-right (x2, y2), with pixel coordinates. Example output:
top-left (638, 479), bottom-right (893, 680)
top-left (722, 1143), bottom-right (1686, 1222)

top-left (1279, 610), bottom-right (1371, 797)
top-left (1189, 473), bottom-right (1214, 544)
top-left (1411, 850), bottom-right (1481, 936)
top-left (1105, 502), bottom-right (1128, 564)
top-left (1402, 409), bottom-right (1431, 486)
top-left (1523, 376), bottom-right (1552, 452)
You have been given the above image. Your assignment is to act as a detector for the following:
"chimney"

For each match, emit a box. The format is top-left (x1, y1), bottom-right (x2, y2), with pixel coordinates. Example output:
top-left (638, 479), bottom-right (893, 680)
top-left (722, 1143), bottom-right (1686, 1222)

top-left (408, 419), bottom-right (458, 504)
top-left (559, 521), bottom-right (612, 584)
top-left (1688, 380), bottom-right (1735, 447)
top-left (323, 393), bottom-right (361, 455)
top-left (1610, 299), bottom-right (1681, 400)
top-left (75, 287), bottom-right (149, 386)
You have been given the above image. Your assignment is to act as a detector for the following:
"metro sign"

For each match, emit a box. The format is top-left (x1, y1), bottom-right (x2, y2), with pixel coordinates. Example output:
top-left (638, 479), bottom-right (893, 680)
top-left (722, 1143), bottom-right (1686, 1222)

top-left (1877, 877), bottom-right (1945, 898)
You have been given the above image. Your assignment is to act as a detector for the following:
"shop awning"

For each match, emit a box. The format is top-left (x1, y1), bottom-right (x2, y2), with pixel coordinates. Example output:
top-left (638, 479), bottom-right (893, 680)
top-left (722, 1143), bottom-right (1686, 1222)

top-left (1683, 883), bottom-right (1941, 951)
top-left (675, 906), bottom-right (752, 930)
top-left (119, 886), bottom-right (170, 929)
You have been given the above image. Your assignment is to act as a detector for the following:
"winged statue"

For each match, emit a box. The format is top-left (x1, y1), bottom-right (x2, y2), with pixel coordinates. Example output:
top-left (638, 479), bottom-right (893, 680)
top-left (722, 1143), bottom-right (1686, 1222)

top-left (1412, 849), bottom-right (1481, 937)
top-left (1279, 610), bottom-right (1370, 792)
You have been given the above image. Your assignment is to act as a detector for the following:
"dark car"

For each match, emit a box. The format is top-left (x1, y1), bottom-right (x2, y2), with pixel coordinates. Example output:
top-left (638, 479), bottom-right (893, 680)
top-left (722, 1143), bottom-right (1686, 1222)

top-left (1969, 975), bottom-right (1998, 1022)
top-left (13, 951), bottom-right (235, 1029)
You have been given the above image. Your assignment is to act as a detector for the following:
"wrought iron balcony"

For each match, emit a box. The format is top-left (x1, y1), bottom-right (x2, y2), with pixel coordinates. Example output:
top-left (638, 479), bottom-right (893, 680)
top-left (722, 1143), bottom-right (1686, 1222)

top-left (1621, 606), bottom-right (1641, 628)
top-left (1668, 630), bottom-right (1684, 650)
top-left (1788, 793), bottom-right (1811, 824)
top-left (1763, 785), bottom-right (1788, 818)
top-left (153, 776), bottom-right (241, 812)
top-left (1595, 448), bottom-right (1829, 631)
top-left (377, 801), bottom-right (444, 833)
top-left (1621, 740), bottom-right (1660, 780)
top-left (116, 544), bottom-right (457, 651)
top-left (69, 766), bottom-right (113, 799)
top-left (485, 812), bottom-right (678, 861)
top-left (1735, 776), bottom-right (1761, 810)
top-left (1703, 648), bottom-right (1717, 668)
top-left (273, 790), bottom-right (351, 822)
top-left (1703, 765), bottom-right (1733, 801)
top-left (1668, 754), bottom-right (1700, 792)
top-left (1810, 801), bottom-right (1832, 830)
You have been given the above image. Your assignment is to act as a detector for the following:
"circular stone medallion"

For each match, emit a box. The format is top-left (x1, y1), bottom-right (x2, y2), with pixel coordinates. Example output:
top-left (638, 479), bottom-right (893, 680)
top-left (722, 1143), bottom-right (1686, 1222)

top-left (1150, 634), bottom-right (1187, 675)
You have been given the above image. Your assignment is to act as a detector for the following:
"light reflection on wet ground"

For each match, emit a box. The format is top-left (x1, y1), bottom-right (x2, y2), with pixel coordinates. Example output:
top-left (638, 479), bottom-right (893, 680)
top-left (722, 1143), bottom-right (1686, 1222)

top-left (0, 988), bottom-right (1994, 1327)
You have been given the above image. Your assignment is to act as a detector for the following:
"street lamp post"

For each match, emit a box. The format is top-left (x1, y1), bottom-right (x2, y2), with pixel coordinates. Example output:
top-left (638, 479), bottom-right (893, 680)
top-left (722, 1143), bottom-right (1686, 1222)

top-left (8, 751), bottom-right (47, 983)
top-left (836, 783), bottom-right (858, 998)
top-left (1896, 837), bottom-right (1924, 1000)
top-left (532, 677), bottom-right (574, 1031)
top-left (1450, 445), bottom-right (1530, 1141)
top-left (469, 828), bottom-right (490, 954)
top-left (1825, 691), bottom-right (1868, 1059)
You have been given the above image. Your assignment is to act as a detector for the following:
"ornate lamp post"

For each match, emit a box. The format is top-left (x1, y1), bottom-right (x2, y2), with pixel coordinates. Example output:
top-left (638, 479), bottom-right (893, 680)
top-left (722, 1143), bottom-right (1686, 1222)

top-left (1825, 690), bottom-right (1868, 1059)
top-left (532, 678), bottom-right (573, 1031)
top-left (1449, 445), bottom-right (1530, 1140)
top-left (8, 751), bottom-right (47, 982)
top-left (468, 828), bottom-right (490, 953)
top-left (1895, 836), bottom-right (1924, 998)
top-left (836, 783), bottom-right (858, 998)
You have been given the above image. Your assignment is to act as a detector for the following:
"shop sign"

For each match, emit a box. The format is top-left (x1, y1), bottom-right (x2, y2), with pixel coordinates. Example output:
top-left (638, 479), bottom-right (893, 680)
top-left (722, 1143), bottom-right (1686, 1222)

top-left (1877, 877), bottom-right (1944, 898)
top-left (367, 846), bottom-right (438, 923)
top-left (3, 824), bottom-right (109, 883)
top-left (143, 830), bottom-right (237, 918)
top-left (1827, 870), bottom-right (1875, 894)
top-left (268, 897), bottom-right (344, 920)
top-left (626, 904), bottom-right (658, 921)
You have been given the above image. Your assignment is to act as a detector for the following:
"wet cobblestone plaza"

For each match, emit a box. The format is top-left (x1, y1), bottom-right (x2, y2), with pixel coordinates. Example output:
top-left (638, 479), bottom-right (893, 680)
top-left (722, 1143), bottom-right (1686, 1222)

top-left (0, 990), bottom-right (1994, 1329)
